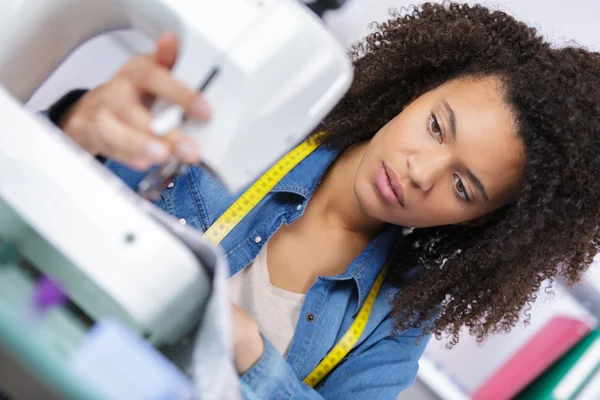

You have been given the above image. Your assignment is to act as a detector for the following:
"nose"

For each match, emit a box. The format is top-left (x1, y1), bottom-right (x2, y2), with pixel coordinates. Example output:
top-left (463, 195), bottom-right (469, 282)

top-left (407, 149), bottom-right (452, 192)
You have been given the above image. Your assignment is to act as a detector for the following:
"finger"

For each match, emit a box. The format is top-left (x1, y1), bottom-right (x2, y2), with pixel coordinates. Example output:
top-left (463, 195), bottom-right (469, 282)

top-left (95, 111), bottom-right (170, 168)
top-left (113, 105), bottom-right (200, 164)
top-left (115, 102), bottom-right (153, 132)
top-left (104, 103), bottom-right (201, 165)
top-left (124, 57), bottom-right (211, 120)
top-left (154, 32), bottom-right (179, 70)
top-left (163, 130), bottom-right (201, 165)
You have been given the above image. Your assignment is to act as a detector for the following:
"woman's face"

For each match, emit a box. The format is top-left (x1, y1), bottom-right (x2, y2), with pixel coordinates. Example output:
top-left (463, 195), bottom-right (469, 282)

top-left (354, 76), bottom-right (525, 228)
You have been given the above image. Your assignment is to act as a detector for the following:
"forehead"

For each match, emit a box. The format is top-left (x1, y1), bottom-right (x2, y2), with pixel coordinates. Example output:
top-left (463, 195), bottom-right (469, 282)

top-left (432, 77), bottom-right (525, 203)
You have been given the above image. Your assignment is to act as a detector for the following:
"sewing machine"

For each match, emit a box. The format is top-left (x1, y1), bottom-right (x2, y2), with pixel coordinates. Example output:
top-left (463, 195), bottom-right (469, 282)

top-left (0, 0), bottom-right (352, 398)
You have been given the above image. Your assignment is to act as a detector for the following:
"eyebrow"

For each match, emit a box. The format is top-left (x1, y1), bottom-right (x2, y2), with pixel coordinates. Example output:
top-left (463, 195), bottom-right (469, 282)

top-left (466, 168), bottom-right (489, 202)
top-left (442, 99), bottom-right (489, 202)
top-left (442, 99), bottom-right (457, 141)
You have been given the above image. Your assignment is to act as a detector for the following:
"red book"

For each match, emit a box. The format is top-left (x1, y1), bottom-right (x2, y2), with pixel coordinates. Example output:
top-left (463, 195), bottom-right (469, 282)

top-left (472, 316), bottom-right (591, 400)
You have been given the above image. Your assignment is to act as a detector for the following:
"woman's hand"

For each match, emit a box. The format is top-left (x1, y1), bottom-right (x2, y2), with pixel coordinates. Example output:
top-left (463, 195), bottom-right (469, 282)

top-left (59, 33), bottom-right (211, 171)
top-left (231, 303), bottom-right (264, 375)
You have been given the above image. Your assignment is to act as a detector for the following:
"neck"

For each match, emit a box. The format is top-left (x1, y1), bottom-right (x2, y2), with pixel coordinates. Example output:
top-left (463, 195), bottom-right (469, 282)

top-left (310, 142), bottom-right (385, 239)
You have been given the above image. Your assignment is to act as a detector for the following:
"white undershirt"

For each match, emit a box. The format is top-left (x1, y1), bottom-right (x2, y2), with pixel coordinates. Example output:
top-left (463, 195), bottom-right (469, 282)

top-left (228, 243), bottom-right (305, 356)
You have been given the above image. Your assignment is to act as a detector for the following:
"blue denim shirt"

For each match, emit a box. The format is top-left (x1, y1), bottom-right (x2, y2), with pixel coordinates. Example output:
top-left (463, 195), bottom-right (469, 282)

top-left (102, 143), bottom-right (429, 400)
top-left (41, 91), bottom-right (430, 398)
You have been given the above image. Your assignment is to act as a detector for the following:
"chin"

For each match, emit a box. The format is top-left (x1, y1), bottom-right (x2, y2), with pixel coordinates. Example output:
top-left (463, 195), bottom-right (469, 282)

top-left (355, 185), bottom-right (412, 227)
top-left (354, 181), bottom-right (385, 218)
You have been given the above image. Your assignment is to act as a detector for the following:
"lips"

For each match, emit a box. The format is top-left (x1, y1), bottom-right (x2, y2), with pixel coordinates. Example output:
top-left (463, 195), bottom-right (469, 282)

top-left (375, 162), bottom-right (405, 207)
top-left (382, 162), bottom-right (405, 206)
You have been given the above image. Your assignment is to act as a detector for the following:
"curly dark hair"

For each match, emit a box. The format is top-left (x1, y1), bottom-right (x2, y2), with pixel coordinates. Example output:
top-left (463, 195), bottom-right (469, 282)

top-left (315, 2), bottom-right (600, 345)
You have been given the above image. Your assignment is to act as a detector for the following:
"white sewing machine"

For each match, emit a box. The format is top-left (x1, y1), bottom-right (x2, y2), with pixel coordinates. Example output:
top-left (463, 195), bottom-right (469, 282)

top-left (0, 0), bottom-right (352, 398)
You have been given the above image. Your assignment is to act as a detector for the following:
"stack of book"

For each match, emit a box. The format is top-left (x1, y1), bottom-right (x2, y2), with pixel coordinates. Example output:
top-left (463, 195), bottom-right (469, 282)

top-left (517, 329), bottom-right (600, 399)
top-left (472, 316), bottom-right (592, 400)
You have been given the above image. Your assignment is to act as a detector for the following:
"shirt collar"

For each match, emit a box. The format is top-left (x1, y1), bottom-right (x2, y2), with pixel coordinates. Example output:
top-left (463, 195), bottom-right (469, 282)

top-left (271, 144), bottom-right (340, 200)
top-left (326, 225), bottom-right (403, 314)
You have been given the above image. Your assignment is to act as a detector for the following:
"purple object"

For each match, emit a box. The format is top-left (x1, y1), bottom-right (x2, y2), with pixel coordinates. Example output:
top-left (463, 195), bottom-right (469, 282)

top-left (34, 276), bottom-right (68, 310)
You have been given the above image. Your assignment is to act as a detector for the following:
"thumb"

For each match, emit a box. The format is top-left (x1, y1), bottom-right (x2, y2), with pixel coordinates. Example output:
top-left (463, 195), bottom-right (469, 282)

top-left (154, 32), bottom-right (179, 70)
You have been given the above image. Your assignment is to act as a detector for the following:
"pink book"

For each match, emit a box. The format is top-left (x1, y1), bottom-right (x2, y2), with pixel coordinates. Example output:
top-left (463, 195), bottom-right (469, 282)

top-left (472, 316), bottom-right (591, 400)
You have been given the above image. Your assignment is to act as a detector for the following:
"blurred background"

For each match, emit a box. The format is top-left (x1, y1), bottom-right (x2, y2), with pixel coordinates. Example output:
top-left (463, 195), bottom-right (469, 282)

top-left (25, 1), bottom-right (600, 399)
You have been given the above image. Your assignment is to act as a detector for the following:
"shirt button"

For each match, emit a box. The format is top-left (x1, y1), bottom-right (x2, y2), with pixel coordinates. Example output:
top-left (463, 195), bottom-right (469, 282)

top-left (167, 182), bottom-right (175, 189)
top-left (254, 236), bottom-right (262, 244)
top-left (296, 204), bottom-right (302, 211)
top-left (179, 218), bottom-right (187, 225)
top-left (306, 313), bottom-right (315, 322)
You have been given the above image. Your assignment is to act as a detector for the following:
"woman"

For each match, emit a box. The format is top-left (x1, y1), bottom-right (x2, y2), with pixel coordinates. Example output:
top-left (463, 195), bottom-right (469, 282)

top-left (44, 3), bottom-right (600, 399)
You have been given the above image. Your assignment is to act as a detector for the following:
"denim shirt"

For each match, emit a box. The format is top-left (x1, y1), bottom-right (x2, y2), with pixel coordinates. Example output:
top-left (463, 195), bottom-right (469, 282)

top-left (104, 145), bottom-right (429, 400)
top-left (41, 98), bottom-right (429, 399)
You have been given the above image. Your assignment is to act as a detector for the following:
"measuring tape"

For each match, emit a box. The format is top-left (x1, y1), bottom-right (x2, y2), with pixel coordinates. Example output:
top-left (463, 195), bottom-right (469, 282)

top-left (202, 134), bottom-right (387, 388)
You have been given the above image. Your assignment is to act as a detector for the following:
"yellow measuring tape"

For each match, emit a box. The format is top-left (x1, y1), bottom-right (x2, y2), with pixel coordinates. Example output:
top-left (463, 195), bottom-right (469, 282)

top-left (202, 134), bottom-right (387, 388)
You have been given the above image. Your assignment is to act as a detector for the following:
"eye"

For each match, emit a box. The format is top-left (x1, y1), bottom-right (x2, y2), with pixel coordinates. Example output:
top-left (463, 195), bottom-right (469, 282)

top-left (454, 174), bottom-right (470, 202)
top-left (428, 114), bottom-right (443, 143)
